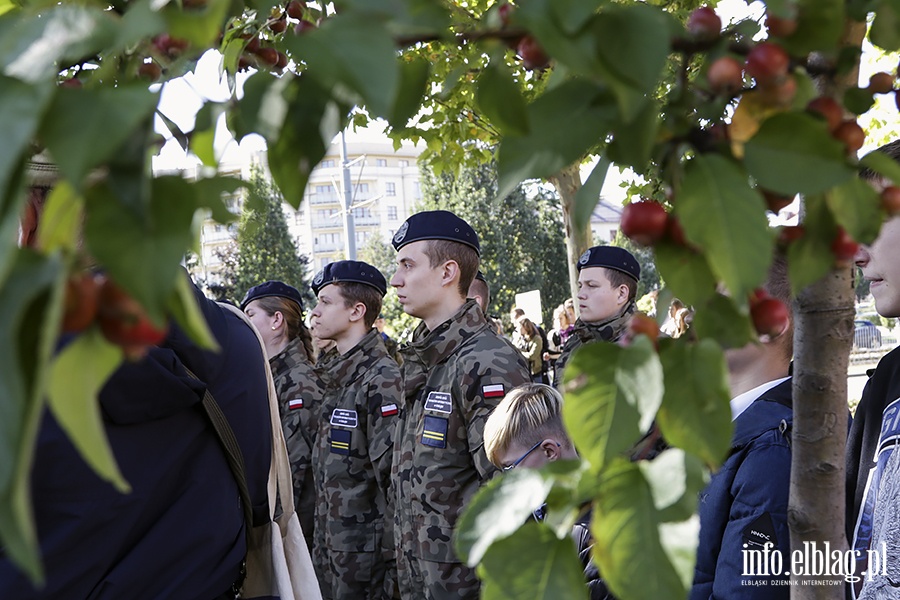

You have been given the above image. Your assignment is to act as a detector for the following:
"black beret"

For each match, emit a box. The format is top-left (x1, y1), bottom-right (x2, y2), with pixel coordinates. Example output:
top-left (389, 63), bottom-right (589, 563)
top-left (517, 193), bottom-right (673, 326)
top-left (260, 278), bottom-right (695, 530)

top-left (391, 210), bottom-right (480, 255)
top-left (475, 270), bottom-right (487, 283)
top-left (577, 246), bottom-right (640, 281)
top-left (240, 281), bottom-right (304, 311)
top-left (311, 260), bottom-right (387, 297)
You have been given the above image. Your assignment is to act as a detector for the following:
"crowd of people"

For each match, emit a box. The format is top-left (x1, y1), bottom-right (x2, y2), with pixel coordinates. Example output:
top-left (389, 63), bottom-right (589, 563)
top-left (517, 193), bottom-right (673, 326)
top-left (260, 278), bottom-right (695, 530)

top-left (4, 140), bottom-right (900, 600)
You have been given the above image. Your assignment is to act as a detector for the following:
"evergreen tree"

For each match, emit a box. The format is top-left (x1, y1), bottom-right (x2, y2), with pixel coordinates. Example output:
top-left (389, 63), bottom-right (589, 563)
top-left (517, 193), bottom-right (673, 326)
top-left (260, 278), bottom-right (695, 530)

top-left (418, 162), bottom-right (568, 325)
top-left (233, 168), bottom-right (312, 306)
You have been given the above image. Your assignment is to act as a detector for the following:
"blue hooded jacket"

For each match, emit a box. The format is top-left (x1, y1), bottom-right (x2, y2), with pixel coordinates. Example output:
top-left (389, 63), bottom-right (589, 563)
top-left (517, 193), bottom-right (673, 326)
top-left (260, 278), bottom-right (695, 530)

top-left (690, 378), bottom-right (793, 600)
top-left (0, 276), bottom-right (272, 599)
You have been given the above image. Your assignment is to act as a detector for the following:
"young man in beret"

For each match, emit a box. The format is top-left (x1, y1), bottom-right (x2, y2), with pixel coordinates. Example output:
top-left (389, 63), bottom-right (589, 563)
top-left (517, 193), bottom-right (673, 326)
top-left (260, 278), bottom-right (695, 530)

top-left (553, 245), bottom-right (641, 386)
top-left (389, 210), bottom-right (531, 600)
top-left (308, 260), bottom-right (401, 600)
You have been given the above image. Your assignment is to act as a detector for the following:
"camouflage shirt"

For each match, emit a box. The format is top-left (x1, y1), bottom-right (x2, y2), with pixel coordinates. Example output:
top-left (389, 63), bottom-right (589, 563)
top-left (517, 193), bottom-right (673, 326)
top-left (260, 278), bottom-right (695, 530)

top-left (269, 337), bottom-right (324, 549)
top-left (394, 300), bottom-right (531, 599)
top-left (312, 329), bottom-right (401, 599)
top-left (553, 302), bottom-right (635, 387)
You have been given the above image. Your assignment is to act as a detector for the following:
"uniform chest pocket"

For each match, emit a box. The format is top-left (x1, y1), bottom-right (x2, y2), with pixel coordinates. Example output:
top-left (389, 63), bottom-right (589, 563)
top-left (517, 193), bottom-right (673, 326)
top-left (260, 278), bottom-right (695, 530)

top-left (421, 390), bottom-right (452, 449)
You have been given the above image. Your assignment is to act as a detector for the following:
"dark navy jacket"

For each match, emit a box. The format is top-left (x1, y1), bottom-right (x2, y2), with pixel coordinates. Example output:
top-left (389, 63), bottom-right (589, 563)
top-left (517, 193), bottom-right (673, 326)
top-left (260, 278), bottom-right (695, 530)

top-left (690, 378), bottom-right (793, 600)
top-left (0, 277), bottom-right (272, 599)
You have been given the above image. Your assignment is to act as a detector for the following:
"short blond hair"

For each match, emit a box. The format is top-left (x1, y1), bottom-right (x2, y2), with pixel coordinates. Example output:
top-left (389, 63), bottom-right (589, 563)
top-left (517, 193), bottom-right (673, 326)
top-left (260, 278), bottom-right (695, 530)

top-left (483, 383), bottom-right (572, 467)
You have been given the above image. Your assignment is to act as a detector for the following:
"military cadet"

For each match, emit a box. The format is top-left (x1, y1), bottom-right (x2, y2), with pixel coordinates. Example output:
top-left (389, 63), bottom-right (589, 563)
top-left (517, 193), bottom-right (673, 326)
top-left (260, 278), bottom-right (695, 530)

top-left (467, 270), bottom-right (491, 314)
top-left (309, 260), bottom-right (401, 600)
top-left (389, 210), bottom-right (531, 600)
top-left (241, 281), bottom-right (322, 550)
top-left (553, 245), bottom-right (640, 386)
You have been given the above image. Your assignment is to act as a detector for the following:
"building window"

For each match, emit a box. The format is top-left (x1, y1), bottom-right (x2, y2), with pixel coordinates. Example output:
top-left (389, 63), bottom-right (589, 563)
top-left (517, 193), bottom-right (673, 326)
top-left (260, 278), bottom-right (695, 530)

top-left (387, 206), bottom-right (398, 221)
top-left (414, 182), bottom-right (422, 199)
top-left (214, 224), bottom-right (223, 232)
top-left (399, 160), bottom-right (409, 167)
top-left (354, 183), bottom-right (370, 195)
top-left (320, 159), bottom-right (335, 168)
top-left (376, 159), bottom-right (387, 167)
top-left (315, 184), bottom-right (332, 197)
top-left (320, 257), bottom-right (330, 268)
top-left (385, 182), bottom-right (396, 196)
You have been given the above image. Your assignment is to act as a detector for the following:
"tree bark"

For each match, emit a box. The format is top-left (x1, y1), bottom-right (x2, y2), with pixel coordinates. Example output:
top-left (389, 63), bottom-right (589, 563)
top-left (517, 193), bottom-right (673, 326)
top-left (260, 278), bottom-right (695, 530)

top-left (789, 19), bottom-right (866, 600)
top-left (550, 163), bottom-right (592, 314)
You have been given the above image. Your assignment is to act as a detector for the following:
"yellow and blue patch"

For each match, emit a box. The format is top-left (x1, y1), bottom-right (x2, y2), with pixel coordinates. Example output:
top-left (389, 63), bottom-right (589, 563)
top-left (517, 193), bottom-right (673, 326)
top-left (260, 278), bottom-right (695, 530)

top-left (421, 415), bottom-right (448, 449)
top-left (330, 428), bottom-right (351, 455)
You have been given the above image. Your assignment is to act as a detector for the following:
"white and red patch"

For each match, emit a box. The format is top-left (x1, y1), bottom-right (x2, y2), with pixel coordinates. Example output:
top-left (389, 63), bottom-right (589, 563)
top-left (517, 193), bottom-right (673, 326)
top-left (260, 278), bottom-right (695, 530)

top-left (381, 403), bottom-right (399, 417)
top-left (482, 384), bottom-right (505, 398)
top-left (288, 398), bottom-right (304, 410)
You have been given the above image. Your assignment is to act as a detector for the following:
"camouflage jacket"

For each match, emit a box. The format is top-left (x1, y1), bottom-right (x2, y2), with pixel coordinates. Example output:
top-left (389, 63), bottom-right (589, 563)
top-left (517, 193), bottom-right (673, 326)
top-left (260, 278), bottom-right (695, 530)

top-left (312, 329), bottom-right (401, 559)
top-left (394, 300), bottom-right (531, 568)
top-left (553, 302), bottom-right (635, 387)
top-left (269, 337), bottom-right (324, 546)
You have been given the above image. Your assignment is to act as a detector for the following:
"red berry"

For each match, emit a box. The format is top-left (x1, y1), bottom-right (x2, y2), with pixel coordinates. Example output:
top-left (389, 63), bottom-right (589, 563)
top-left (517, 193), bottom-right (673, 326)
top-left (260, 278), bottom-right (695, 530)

top-left (286, 0), bottom-right (304, 20)
top-left (751, 297), bottom-right (790, 338)
top-left (256, 47), bottom-right (280, 67)
top-left (275, 52), bottom-right (288, 70)
top-left (498, 3), bottom-right (514, 27)
top-left (745, 42), bottom-right (790, 85)
top-left (269, 18), bottom-right (287, 34)
top-left (517, 36), bottom-right (549, 70)
top-left (758, 75), bottom-right (797, 107)
top-left (765, 12), bottom-right (798, 37)
top-left (97, 279), bottom-right (168, 353)
top-left (686, 7), bottom-right (721, 41)
top-left (666, 215), bottom-right (689, 247)
top-left (868, 72), bottom-right (895, 95)
top-left (628, 313), bottom-right (660, 345)
top-left (294, 19), bottom-right (316, 34)
top-left (62, 272), bottom-right (102, 334)
top-left (834, 120), bottom-right (865, 156)
top-left (806, 96), bottom-right (843, 132)
top-left (707, 56), bottom-right (743, 95)
top-left (245, 36), bottom-right (261, 54)
top-left (59, 77), bottom-right (82, 89)
top-left (620, 201), bottom-right (669, 247)
top-left (831, 227), bottom-right (859, 264)
top-left (138, 62), bottom-right (162, 81)
top-left (882, 186), bottom-right (900, 215)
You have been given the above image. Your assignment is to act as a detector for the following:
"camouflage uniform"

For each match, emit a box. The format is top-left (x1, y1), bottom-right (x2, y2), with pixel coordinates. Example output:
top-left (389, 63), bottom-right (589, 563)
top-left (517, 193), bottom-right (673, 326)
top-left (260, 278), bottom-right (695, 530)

top-left (269, 336), bottom-right (323, 550)
top-left (553, 303), bottom-right (635, 387)
top-left (394, 300), bottom-right (531, 600)
top-left (312, 329), bottom-right (401, 600)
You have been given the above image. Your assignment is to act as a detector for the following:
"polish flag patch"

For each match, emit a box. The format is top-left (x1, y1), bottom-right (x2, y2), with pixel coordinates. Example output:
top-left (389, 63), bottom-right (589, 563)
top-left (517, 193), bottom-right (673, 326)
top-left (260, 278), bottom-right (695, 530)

top-left (288, 398), bottom-right (304, 410)
top-left (483, 384), bottom-right (505, 398)
top-left (381, 403), bottom-right (399, 417)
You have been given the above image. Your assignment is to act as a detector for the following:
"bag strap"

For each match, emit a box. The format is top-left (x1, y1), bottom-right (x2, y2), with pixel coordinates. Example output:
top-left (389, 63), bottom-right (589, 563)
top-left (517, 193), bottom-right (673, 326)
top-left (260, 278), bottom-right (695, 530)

top-left (185, 365), bottom-right (254, 536)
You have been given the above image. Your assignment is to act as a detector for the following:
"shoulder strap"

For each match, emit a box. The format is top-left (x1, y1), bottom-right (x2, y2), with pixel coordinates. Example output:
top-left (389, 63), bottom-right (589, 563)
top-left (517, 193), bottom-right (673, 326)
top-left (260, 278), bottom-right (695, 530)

top-left (184, 366), bottom-right (254, 536)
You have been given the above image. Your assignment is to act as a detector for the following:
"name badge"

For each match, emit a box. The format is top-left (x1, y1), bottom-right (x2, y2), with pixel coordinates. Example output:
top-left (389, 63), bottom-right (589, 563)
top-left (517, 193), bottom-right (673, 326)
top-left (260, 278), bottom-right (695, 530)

top-left (424, 391), bottom-right (452, 414)
top-left (330, 408), bottom-right (358, 428)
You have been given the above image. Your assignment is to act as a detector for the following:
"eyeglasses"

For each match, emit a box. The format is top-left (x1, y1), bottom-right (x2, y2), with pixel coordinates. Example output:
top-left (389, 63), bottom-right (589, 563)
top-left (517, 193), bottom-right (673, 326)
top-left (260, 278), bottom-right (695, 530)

top-left (502, 440), bottom-right (544, 472)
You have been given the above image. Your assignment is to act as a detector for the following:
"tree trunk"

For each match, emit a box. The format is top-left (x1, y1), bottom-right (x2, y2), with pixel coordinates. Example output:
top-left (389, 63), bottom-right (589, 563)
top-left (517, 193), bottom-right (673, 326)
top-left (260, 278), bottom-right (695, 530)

top-left (789, 19), bottom-right (866, 600)
top-left (550, 163), bottom-right (592, 314)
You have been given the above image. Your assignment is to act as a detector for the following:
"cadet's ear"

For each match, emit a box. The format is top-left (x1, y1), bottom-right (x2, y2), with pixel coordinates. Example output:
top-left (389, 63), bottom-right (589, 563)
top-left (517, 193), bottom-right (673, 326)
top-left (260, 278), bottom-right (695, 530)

top-left (348, 301), bottom-right (366, 323)
top-left (440, 260), bottom-right (461, 289)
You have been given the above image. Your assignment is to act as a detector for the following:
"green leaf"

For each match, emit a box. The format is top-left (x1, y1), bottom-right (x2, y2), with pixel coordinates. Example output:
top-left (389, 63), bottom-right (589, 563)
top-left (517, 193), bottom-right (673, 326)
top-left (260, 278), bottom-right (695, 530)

top-left (860, 148), bottom-right (900, 186)
top-left (388, 56), bottom-right (430, 130)
top-left (843, 86), bottom-right (876, 115)
top-left (551, 0), bottom-right (604, 34)
top-left (47, 329), bottom-right (128, 492)
top-left (562, 337), bottom-right (663, 473)
top-left (285, 14), bottom-right (400, 118)
top-left (480, 521), bottom-right (589, 600)
top-left (743, 112), bottom-right (855, 196)
top-left (785, 196), bottom-right (837, 294)
top-left (0, 76), bottom-right (54, 207)
top-left (592, 459), bottom-right (686, 600)
top-left (455, 467), bottom-right (553, 566)
top-left (656, 340), bottom-right (733, 467)
top-left (653, 242), bottom-right (717, 307)
top-left (84, 178), bottom-right (197, 323)
top-left (826, 177), bottom-right (882, 245)
top-left (0, 5), bottom-right (116, 83)
top-left (162, 0), bottom-right (231, 48)
top-left (477, 61), bottom-right (529, 137)
top-left (114, 0), bottom-right (166, 54)
top-left (39, 86), bottom-right (159, 187)
top-left (167, 271), bottom-right (219, 352)
top-left (590, 4), bottom-right (671, 121)
top-left (870, 0), bottom-right (900, 52)
top-left (337, 0), bottom-right (450, 35)
top-left (639, 448), bottom-right (708, 523)
top-left (607, 97), bottom-right (659, 171)
top-left (781, 0), bottom-right (845, 55)
top-left (677, 154), bottom-right (772, 301)
top-left (193, 176), bottom-right (244, 224)
top-left (36, 182), bottom-right (83, 253)
top-left (572, 158), bottom-right (609, 233)
top-left (0, 250), bottom-right (65, 584)
top-left (691, 293), bottom-right (755, 349)
top-left (659, 516), bottom-right (702, 591)
top-left (497, 80), bottom-right (617, 199)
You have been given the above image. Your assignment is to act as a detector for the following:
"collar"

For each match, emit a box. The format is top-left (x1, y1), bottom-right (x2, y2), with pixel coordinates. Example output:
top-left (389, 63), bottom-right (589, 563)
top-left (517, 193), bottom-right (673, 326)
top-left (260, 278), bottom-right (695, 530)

top-left (403, 299), bottom-right (491, 367)
top-left (572, 301), bottom-right (636, 344)
top-left (730, 376), bottom-right (791, 421)
top-left (318, 329), bottom-right (385, 388)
